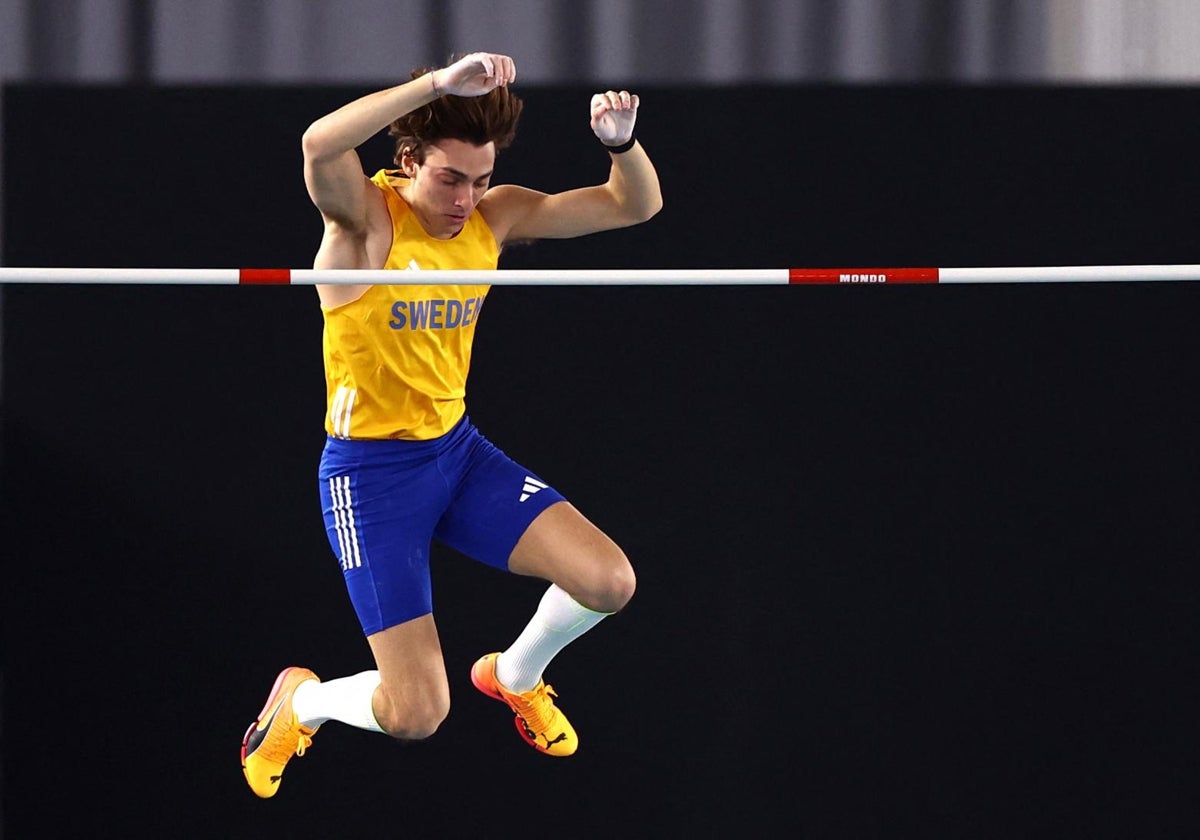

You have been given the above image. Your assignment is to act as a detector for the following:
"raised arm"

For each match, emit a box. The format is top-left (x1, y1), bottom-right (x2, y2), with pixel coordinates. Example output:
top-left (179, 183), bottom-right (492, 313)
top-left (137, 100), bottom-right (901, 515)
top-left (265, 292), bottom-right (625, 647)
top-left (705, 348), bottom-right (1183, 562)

top-left (485, 90), bottom-right (664, 244)
top-left (301, 53), bottom-right (518, 231)
top-left (301, 79), bottom-right (435, 231)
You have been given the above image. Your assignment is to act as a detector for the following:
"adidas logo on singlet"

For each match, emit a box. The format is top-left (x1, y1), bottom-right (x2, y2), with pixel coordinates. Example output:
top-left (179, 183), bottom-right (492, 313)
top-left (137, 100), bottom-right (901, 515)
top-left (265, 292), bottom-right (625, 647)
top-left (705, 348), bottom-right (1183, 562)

top-left (407, 259), bottom-right (421, 271)
top-left (519, 476), bottom-right (548, 502)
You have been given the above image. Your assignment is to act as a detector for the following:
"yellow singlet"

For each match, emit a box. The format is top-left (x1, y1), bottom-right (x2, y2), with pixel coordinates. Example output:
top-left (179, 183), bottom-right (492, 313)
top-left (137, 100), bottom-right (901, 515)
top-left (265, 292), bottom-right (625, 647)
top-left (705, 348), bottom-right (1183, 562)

top-left (321, 169), bottom-right (496, 440)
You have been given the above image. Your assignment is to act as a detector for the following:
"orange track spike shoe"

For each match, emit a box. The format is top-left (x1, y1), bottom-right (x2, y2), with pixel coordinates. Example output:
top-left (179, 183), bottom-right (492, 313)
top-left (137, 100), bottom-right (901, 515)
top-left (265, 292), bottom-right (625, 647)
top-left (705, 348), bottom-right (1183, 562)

top-left (240, 667), bottom-right (320, 798)
top-left (470, 653), bottom-right (578, 757)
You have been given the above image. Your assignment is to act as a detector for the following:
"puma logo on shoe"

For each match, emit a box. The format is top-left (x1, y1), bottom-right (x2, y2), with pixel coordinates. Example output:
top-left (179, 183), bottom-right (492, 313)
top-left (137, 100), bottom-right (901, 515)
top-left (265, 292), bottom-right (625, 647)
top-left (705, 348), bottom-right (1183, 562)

top-left (542, 732), bottom-right (569, 748)
top-left (522, 720), bottom-right (568, 748)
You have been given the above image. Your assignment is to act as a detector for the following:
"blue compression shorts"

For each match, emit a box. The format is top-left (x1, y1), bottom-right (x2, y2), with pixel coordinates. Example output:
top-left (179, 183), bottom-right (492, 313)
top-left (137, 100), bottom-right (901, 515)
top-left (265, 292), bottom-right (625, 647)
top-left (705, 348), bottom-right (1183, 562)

top-left (318, 416), bottom-right (566, 635)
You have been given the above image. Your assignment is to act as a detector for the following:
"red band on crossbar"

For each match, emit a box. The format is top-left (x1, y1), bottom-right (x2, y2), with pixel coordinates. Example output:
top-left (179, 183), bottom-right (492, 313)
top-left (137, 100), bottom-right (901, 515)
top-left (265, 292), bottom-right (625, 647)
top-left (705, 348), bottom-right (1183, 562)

top-left (239, 268), bottom-right (292, 285)
top-left (789, 268), bottom-right (940, 284)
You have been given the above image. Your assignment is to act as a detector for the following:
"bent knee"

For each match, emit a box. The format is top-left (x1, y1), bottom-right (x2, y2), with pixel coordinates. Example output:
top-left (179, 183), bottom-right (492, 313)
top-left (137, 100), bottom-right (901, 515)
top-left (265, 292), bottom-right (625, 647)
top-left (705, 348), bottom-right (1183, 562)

top-left (374, 689), bottom-right (450, 741)
top-left (608, 558), bottom-right (637, 611)
top-left (583, 549), bottom-right (637, 614)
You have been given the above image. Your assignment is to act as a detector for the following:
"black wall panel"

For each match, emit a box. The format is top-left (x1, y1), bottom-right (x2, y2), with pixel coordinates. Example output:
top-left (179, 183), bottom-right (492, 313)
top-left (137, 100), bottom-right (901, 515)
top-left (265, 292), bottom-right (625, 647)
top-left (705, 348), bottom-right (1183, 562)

top-left (3, 84), bottom-right (1198, 837)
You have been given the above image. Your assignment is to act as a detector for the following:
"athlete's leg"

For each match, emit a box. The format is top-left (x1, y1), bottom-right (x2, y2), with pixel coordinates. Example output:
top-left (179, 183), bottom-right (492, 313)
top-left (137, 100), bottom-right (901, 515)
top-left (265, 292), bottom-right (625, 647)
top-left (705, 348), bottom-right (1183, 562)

top-left (288, 613), bottom-right (451, 740)
top-left (295, 434), bottom-right (456, 741)
top-left (242, 434), bottom-right (460, 796)
top-left (507, 500), bottom-right (636, 614)
top-left (464, 501), bottom-right (635, 755)
top-left (493, 501), bottom-right (635, 690)
top-left (362, 614), bottom-right (451, 738)
top-left (433, 423), bottom-right (636, 754)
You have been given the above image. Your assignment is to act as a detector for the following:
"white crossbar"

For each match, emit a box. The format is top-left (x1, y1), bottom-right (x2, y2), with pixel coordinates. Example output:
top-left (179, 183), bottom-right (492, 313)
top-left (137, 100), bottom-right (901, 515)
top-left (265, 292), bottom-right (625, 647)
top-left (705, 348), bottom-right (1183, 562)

top-left (0, 266), bottom-right (1197, 285)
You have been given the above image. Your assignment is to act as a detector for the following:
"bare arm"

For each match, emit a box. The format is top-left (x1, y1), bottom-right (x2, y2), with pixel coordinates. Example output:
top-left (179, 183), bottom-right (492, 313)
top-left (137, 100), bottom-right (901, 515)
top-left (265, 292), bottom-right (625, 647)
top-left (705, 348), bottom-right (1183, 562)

top-left (301, 77), bottom-right (438, 232)
top-left (484, 90), bottom-right (663, 244)
top-left (301, 52), bottom-right (518, 232)
top-left (487, 144), bottom-right (661, 242)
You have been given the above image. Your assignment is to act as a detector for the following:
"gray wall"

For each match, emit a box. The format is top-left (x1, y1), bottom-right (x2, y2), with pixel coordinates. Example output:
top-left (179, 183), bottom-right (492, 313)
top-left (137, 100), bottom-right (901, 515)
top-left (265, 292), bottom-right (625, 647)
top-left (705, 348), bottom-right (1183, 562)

top-left (3, 0), bottom-right (1200, 84)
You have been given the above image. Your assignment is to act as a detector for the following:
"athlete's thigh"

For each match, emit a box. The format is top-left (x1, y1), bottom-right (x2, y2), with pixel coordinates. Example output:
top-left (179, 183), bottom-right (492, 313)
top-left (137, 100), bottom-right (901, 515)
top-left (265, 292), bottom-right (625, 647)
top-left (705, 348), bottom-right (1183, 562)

top-left (508, 499), bottom-right (629, 605)
top-left (433, 428), bottom-right (565, 570)
top-left (319, 439), bottom-right (451, 634)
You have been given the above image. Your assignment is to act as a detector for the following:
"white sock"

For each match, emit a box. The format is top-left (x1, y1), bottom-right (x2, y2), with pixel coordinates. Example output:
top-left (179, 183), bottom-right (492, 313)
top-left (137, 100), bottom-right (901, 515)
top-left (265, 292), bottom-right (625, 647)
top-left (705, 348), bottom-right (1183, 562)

top-left (291, 670), bottom-right (385, 733)
top-left (495, 584), bottom-right (611, 693)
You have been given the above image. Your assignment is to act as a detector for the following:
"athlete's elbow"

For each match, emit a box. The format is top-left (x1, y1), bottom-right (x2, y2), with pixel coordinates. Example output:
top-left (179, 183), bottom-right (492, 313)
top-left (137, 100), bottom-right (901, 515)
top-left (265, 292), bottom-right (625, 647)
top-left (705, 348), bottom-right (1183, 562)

top-left (301, 121), bottom-right (342, 163)
top-left (301, 125), bottom-right (324, 163)
top-left (643, 192), bottom-right (664, 221)
top-left (629, 193), bottom-right (663, 225)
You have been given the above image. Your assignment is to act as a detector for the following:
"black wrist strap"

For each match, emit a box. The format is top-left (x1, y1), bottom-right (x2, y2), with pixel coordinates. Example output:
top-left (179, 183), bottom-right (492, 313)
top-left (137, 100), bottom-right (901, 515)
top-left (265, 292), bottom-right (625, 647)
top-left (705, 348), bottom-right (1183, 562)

top-left (603, 135), bottom-right (637, 154)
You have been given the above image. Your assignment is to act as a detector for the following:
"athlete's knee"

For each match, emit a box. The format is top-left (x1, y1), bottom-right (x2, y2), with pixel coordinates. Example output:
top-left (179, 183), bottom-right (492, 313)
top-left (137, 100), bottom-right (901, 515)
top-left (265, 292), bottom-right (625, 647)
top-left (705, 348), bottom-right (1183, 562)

top-left (373, 684), bottom-right (450, 740)
top-left (607, 554), bottom-right (637, 611)
top-left (583, 546), bottom-right (636, 613)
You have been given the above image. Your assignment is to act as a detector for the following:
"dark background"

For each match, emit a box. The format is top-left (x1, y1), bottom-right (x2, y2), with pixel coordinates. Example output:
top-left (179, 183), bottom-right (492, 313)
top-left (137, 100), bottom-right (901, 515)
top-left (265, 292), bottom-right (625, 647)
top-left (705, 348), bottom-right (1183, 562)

top-left (3, 84), bottom-right (1198, 838)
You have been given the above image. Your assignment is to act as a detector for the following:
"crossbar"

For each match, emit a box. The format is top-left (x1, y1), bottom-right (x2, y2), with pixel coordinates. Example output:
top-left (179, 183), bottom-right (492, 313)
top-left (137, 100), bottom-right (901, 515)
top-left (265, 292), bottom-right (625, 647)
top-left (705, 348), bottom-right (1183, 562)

top-left (0, 266), bottom-right (1198, 285)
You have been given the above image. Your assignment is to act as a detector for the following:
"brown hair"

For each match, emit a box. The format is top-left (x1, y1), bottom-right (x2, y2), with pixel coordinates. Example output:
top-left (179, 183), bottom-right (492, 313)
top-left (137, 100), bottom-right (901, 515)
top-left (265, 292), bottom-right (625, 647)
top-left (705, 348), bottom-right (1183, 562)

top-left (388, 61), bottom-right (524, 166)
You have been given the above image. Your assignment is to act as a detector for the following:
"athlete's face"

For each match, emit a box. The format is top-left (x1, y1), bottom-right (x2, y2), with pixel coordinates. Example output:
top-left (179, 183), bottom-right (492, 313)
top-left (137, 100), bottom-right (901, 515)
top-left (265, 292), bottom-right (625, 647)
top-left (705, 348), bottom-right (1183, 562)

top-left (406, 139), bottom-right (496, 239)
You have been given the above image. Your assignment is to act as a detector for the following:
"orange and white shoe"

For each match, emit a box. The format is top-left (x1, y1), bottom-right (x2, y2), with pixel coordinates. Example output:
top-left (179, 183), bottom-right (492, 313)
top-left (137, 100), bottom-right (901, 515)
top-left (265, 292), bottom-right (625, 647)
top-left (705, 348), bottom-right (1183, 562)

top-left (470, 653), bottom-right (578, 756)
top-left (240, 666), bottom-right (320, 798)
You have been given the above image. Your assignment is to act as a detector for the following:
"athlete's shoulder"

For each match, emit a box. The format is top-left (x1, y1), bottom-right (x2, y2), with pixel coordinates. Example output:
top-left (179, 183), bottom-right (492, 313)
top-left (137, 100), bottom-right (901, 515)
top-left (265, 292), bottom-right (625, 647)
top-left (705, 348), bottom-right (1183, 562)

top-left (477, 184), bottom-right (543, 245)
top-left (480, 182), bottom-right (539, 205)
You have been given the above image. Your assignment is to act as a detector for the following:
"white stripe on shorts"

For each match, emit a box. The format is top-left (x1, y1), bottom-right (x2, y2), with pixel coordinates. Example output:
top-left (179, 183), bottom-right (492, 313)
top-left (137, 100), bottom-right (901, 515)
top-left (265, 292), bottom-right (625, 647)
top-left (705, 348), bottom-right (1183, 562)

top-left (329, 474), bottom-right (362, 570)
